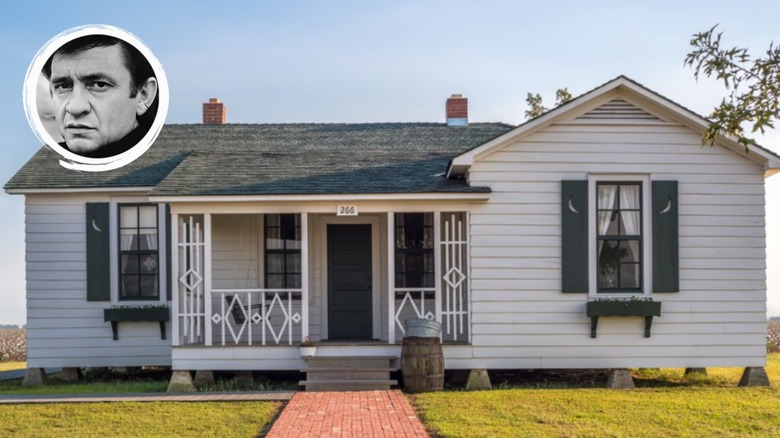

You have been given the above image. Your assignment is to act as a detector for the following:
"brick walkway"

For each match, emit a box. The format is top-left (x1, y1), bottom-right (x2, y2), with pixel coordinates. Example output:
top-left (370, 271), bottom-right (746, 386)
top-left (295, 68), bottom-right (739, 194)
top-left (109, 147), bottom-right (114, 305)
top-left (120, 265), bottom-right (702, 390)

top-left (267, 390), bottom-right (429, 437)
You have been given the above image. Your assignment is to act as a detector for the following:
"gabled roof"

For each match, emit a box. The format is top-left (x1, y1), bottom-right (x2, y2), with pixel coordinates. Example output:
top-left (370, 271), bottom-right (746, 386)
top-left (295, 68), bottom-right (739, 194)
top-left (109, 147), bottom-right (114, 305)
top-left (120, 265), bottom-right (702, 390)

top-left (447, 75), bottom-right (780, 178)
top-left (5, 123), bottom-right (513, 196)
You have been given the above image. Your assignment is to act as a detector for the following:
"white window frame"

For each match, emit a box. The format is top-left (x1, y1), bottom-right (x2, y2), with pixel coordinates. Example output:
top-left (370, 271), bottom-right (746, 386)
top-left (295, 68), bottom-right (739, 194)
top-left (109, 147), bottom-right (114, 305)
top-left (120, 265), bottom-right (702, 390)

top-left (109, 198), bottom-right (167, 305)
top-left (587, 174), bottom-right (652, 298)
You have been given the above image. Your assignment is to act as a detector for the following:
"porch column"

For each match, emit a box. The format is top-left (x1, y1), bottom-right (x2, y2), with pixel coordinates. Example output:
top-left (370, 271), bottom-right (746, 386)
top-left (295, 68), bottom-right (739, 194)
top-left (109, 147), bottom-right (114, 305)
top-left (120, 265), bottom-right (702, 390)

top-left (387, 212), bottom-right (396, 344)
top-left (171, 213), bottom-right (180, 346)
top-left (434, 211), bottom-right (442, 325)
top-left (204, 214), bottom-right (212, 346)
top-left (301, 212), bottom-right (309, 340)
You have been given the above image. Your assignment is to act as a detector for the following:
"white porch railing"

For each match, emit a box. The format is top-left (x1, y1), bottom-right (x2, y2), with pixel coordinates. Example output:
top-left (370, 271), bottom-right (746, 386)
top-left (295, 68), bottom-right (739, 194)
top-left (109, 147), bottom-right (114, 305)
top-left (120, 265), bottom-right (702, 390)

top-left (210, 289), bottom-right (304, 346)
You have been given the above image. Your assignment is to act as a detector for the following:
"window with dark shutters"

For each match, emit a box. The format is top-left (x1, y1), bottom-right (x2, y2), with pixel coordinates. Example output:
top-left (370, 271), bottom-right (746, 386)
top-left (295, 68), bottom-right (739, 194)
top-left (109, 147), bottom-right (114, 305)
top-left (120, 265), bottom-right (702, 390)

top-left (560, 179), bottom-right (679, 294)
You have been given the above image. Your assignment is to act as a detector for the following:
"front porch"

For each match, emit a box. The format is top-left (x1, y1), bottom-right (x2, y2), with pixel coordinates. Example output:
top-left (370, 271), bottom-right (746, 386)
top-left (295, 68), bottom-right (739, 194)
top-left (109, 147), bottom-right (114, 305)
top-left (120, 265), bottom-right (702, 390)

top-left (170, 207), bottom-right (471, 367)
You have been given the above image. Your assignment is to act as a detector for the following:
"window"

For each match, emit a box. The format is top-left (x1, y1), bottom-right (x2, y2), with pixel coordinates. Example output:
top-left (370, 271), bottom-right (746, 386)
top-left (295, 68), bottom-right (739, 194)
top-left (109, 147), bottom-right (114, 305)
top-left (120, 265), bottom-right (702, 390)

top-left (394, 213), bottom-right (434, 288)
top-left (596, 182), bottom-right (642, 292)
top-left (118, 204), bottom-right (159, 300)
top-left (561, 179), bottom-right (678, 294)
top-left (265, 214), bottom-right (301, 289)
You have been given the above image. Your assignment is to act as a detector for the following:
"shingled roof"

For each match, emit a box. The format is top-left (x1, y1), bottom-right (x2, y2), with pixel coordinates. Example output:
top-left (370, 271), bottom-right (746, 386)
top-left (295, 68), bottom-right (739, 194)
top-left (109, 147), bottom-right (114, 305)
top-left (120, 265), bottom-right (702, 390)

top-left (5, 123), bottom-right (513, 195)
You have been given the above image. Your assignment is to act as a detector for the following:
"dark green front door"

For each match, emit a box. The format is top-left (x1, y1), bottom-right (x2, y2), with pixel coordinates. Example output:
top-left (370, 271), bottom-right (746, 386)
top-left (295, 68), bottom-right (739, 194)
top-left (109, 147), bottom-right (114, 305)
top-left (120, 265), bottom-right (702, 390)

top-left (328, 224), bottom-right (372, 339)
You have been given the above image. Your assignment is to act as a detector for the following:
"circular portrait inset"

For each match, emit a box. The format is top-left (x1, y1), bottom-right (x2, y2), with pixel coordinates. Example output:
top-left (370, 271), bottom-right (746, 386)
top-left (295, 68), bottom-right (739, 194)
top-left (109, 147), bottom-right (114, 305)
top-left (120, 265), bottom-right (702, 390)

top-left (24, 25), bottom-right (169, 171)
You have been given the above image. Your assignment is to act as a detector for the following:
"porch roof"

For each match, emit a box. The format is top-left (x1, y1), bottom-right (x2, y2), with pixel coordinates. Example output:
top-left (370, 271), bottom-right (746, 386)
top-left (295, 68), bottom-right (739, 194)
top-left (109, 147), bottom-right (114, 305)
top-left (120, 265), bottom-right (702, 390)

top-left (6, 123), bottom-right (513, 195)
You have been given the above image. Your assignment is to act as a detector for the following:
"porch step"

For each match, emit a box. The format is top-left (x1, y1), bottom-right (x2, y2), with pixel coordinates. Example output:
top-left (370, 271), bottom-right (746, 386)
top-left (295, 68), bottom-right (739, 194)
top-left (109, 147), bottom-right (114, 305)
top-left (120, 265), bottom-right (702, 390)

top-left (299, 368), bottom-right (396, 382)
top-left (299, 380), bottom-right (399, 391)
top-left (300, 356), bottom-right (398, 392)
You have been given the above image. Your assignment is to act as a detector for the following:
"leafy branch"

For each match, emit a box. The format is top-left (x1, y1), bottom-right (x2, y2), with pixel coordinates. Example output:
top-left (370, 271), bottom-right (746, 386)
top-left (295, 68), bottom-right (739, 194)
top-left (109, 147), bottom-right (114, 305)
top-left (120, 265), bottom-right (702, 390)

top-left (685, 25), bottom-right (780, 149)
top-left (524, 88), bottom-right (572, 119)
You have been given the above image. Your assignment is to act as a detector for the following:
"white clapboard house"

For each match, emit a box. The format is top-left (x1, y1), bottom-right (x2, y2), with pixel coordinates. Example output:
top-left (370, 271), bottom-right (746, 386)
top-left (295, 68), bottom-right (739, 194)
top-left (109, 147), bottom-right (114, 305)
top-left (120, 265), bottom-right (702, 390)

top-left (6, 76), bottom-right (778, 388)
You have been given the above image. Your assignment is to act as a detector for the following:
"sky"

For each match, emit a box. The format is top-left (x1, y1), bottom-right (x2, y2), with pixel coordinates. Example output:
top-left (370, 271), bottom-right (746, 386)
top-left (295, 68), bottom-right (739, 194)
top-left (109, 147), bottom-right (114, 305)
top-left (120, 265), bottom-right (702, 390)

top-left (1, 1), bottom-right (779, 325)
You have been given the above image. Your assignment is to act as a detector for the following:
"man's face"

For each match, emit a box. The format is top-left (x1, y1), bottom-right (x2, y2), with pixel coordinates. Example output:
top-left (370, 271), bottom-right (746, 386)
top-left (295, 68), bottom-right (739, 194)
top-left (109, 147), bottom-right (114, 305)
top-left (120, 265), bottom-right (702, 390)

top-left (49, 45), bottom-right (140, 154)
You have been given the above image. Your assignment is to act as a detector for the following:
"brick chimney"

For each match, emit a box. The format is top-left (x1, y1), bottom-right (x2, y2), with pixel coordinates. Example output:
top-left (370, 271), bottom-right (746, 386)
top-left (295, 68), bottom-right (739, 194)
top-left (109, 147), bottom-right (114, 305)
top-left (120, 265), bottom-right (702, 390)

top-left (203, 98), bottom-right (226, 124)
top-left (446, 94), bottom-right (468, 127)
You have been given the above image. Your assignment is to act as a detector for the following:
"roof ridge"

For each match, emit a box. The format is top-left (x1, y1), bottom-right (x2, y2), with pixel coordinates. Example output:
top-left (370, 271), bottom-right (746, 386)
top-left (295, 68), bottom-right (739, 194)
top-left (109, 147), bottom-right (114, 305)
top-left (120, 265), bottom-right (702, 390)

top-left (161, 122), bottom-right (513, 127)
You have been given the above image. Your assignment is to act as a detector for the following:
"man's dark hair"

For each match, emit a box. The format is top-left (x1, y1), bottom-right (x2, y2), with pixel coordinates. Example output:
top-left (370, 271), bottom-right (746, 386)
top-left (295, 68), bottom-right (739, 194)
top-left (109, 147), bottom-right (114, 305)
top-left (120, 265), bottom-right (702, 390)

top-left (42, 34), bottom-right (159, 125)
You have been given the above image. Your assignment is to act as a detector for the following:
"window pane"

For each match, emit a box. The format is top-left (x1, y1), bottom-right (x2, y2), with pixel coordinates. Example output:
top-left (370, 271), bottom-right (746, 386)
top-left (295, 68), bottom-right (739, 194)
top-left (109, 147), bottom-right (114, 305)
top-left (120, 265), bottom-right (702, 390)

top-left (422, 273), bottom-right (434, 288)
top-left (423, 252), bottom-right (434, 273)
top-left (139, 229), bottom-right (157, 250)
top-left (423, 227), bottom-right (433, 249)
top-left (266, 228), bottom-right (283, 250)
top-left (139, 275), bottom-right (159, 297)
top-left (140, 254), bottom-right (158, 274)
top-left (597, 212), bottom-right (615, 236)
top-left (406, 272), bottom-right (423, 288)
top-left (265, 214), bottom-right (280, 227)
top-left (139, 206), bottom-right (157, 228)
top-left (621, 241), bottom-right (640, 263)
top-left (120, 231), bottom-right (136, 250)
top-left (287, 253), bottom-right (301, 273)
top-left (619, 211), bottom-right (641, 236)
top-left (621, 185), bottom-right (641, 208)
top-left (287, 237), bottom-right (301, 250)
top-left (395, 227), bottom-right (406, 249)
top-left (395, 273), bottom-right (406, 288)
top-left (620, 263), bottom-right (640, 289)
top-left (121, 276), bottom-right (139, 298)
top-left (120, 206), bottom-right (137, 228)
top-left (267, 274), bottom-right (284, 289)
top-left (395, 252), bottom-right (406, 274)
top-left (121, 254), bottom-right (139, 275)
top-left (597, 185), bottom-right (618, 209)
top-left (288, 274), bottom-right (301, 289)
top-left (267, 253), bottom-right (284, 273)
top-left (598, 241), bottom-right (619, 289)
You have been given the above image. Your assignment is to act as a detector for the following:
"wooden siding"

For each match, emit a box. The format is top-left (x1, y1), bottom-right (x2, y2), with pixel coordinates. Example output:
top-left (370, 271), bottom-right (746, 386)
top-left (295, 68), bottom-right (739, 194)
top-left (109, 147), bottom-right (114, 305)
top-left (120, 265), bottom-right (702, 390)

top-left (211, 214), bottom-right (262, 289)
top-left (466, 107), bottom-right (768, 369)
top-left (24, 194), bottom-right (171, 368)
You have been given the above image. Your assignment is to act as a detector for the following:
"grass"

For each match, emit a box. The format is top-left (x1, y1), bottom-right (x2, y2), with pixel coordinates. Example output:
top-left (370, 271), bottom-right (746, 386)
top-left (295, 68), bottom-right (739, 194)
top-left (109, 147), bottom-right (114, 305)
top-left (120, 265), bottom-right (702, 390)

top-left (0, 379), bottom-right (168, 395)
top-left (0, 362), bottom-right (26, 372)
top-left (0, 368), bottom-right (286, 437)
top-left (0, 401), bottom-right (280, 437)
top-left (0, 368), bottom-right (297, 395)
top-left (413, 353), bottom-right (780, 437)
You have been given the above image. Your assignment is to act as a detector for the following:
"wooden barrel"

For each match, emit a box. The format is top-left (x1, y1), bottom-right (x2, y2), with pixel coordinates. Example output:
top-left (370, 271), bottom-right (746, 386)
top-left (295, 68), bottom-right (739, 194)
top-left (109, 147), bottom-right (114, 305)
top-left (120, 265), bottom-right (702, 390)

top-left (401, 336), bottom-right (444, 393)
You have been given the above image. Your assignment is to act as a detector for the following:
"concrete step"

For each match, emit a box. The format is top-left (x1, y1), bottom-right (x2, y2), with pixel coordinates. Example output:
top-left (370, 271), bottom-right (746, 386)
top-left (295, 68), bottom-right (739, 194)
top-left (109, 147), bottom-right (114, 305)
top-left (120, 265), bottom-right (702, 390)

top-left (299, 379), bottom-right (398, 392)
top-left (303, 369), bottom-right (395, 382)
top-left (303, 355), bottom-right (397, 368)
top-left (301, 367), bottom-right (397, 373)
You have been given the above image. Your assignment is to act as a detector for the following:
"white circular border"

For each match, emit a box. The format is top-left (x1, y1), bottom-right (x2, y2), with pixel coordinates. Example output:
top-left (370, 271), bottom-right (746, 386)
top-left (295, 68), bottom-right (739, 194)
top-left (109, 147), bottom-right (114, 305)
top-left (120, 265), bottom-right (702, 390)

top-left (23, 25), bottom-right (169, 172)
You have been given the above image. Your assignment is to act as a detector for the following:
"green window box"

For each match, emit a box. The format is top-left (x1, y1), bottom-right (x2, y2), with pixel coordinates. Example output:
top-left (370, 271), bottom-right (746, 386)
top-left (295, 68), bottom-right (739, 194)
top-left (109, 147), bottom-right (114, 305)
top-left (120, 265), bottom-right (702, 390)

top-left (104, 307), bottom-right (170, 340)
top-left (585, 300), bottom-right (661, 338)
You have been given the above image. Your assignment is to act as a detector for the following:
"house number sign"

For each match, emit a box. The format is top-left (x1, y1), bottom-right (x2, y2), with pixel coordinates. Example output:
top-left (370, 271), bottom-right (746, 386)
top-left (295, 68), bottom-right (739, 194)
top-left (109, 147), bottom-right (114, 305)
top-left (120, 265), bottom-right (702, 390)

top-left (337, 205), bottom-right (358, 216)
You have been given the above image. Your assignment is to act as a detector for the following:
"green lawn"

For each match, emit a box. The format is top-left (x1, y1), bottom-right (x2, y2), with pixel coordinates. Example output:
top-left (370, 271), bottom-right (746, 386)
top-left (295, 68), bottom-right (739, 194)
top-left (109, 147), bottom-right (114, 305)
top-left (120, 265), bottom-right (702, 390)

top-left (0, 368), bottom-right (283, 436)
top-left (413, 353), bottom-right (780, 437)
top-left (0, 401), bottom-right (280, 437)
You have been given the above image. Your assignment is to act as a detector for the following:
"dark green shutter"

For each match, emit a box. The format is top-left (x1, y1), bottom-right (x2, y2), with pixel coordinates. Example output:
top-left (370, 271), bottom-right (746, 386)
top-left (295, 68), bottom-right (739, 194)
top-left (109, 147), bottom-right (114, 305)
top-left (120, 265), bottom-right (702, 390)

top-left (165, 204), bottom-right (172, 301)
top-left (86, 202), bottom-right (111, 301)
top-left (562, 180), bottom-right (589, 292)
top-left (652, 181), bottom-right (679, 292)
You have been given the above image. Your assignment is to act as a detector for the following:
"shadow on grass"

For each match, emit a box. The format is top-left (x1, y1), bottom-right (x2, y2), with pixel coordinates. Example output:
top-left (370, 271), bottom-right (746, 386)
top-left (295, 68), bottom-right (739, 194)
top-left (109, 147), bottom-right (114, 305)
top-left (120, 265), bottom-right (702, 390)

top-left (0, 367), bottom-right (301, 395)
top-left (447, 368), bottom-right (739, 390)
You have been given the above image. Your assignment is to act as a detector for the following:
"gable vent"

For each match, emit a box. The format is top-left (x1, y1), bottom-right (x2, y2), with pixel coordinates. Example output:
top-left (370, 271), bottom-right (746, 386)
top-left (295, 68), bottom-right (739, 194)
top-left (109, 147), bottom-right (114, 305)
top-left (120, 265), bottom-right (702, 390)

top-left (576, 99), bottom-right (660, 121)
